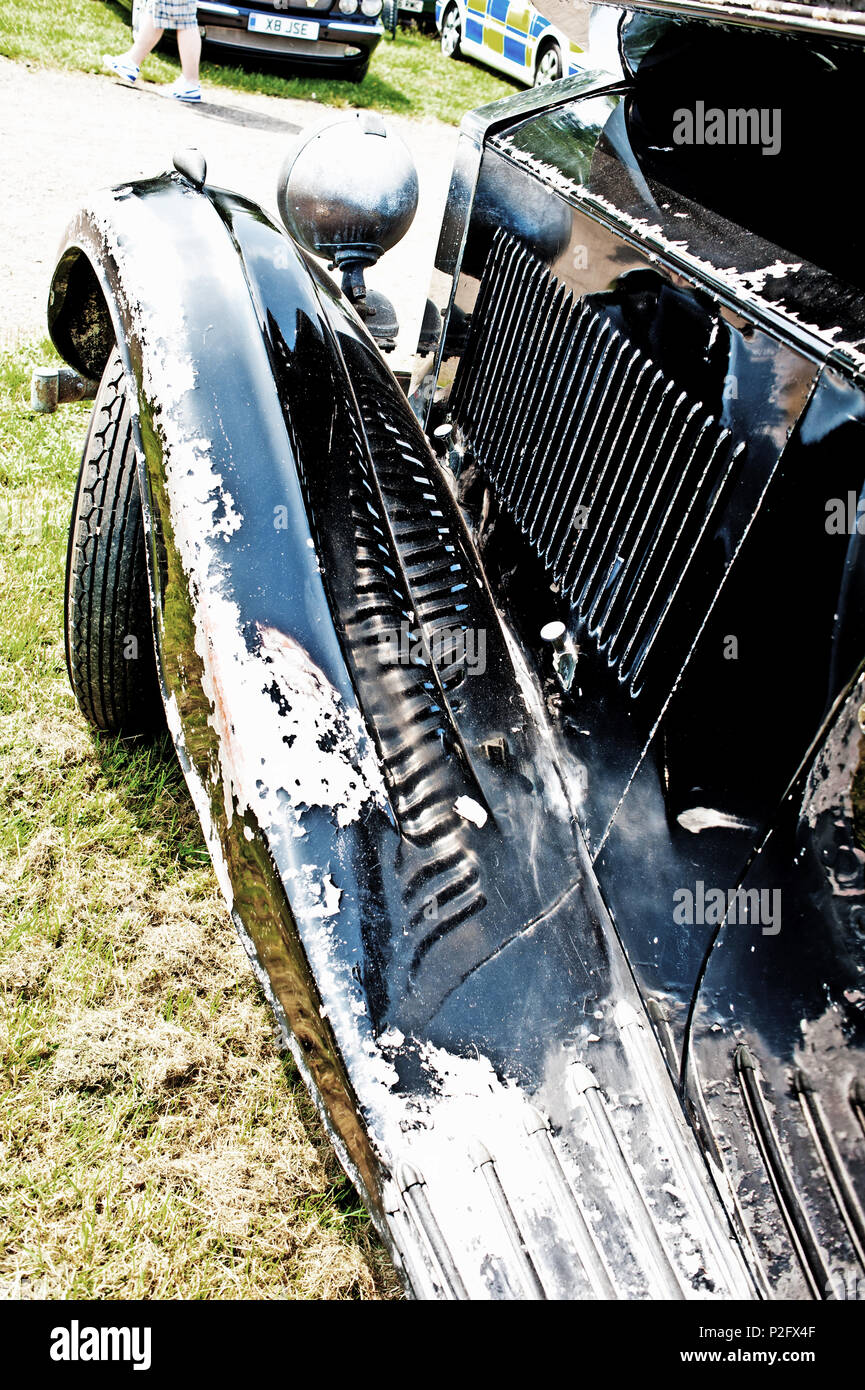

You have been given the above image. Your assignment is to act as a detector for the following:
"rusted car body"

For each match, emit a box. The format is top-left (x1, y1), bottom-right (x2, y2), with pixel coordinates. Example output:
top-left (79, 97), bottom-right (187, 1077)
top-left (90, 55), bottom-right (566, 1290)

top-left (49, 0), bottom-right (865, 1298)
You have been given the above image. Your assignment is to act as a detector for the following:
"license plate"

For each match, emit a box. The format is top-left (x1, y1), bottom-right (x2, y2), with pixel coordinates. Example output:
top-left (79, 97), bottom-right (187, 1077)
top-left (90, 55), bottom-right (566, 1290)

top-left (247, 12), bottom-right (320, 39)
top-left (400, 0), bottom-right (424, 9)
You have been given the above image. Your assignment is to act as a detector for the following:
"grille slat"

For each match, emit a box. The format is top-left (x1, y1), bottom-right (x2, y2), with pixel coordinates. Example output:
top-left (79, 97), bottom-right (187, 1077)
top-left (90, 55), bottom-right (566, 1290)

top-left (628, 440), bottom-right (746, 687)
top-left (589, 391), bottom-right (695, 645)
top-left (474, 254), bottom-right (546, 460)
top-left (491, 263), bottom-right (553, 442)
top-left (463, 244), bottom-right (531, 441)
top-left (543, 330), bottom-right (634, 574)
top-left (523, 305), bottom-right (594, 501)
top-left (610, 412), bottom-right (718, 655)
top-left (569, 365), bottom-right (666, 611)
top-left (451, 231), bottom-right (746, 694)
top-left (505, 290), bottom-right (578, 518)
top-left (523, 312), bottom-right (609, 548)
top-left (551, 345), bottom-right (645, 594)
top-left (513, 312), bottom-right (604, 544)
top-left (451, 231), bottom-right (509, 423)
top-left (502, 284), bottom-right (573, 506)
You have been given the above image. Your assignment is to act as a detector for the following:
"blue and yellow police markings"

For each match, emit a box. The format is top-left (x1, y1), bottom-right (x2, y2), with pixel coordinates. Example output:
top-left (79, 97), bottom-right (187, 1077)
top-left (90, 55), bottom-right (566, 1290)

top-left (465, 0), bottom-right (485, 44)
top-left (438, 0), bottom-right (588, 85)
top-left (482, 0), bottom-right (534, 70)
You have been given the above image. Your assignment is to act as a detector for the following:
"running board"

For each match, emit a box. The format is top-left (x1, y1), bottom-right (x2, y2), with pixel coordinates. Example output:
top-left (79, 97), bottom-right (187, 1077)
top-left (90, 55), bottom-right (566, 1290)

top-left (735, 1045), bottom-right (831, 1298)
top-left (380, 1021), bottom-right (756, 1300)
top-left (794, 1068), bottom-right (865, 1270)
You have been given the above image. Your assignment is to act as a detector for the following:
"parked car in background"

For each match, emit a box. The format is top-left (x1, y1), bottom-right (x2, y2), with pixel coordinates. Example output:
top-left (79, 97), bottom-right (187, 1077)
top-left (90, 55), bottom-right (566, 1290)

top-left (126, 0), bottom-right (384, 81)
top-left (436, 0), bottom-right (590, 86)
top-left (396, 0), bottom-right (436, 27)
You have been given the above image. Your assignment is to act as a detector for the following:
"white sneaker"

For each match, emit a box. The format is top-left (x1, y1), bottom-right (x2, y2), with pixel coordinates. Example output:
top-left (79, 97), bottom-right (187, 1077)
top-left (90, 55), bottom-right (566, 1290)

top-left (165, 78), bottom-right (202, 103)
top-left (103, 54), bottom-right (140, 84)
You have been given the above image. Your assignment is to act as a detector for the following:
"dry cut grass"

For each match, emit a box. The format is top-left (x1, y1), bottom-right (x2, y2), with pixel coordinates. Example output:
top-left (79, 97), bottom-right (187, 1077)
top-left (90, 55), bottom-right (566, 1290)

top-left (0, 341), bottom-right (400, 1299)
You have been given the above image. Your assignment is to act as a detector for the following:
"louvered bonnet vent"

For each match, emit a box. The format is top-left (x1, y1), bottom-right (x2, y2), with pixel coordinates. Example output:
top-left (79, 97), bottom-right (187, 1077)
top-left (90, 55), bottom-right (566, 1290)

top-left (450, 230), bottom-right (747, 698)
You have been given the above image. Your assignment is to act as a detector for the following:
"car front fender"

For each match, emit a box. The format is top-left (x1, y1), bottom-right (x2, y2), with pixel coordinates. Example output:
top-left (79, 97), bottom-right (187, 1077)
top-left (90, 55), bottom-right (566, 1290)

top-left (49, 171), bottom-right (400, 1220)
top-left (47, 170), bottom-right (761, 1300)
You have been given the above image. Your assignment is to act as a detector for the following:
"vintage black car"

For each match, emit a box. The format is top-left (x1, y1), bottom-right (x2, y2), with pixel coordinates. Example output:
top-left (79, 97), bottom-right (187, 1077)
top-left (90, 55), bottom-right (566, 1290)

top-left (48, 0), bottom-right (865, 1299)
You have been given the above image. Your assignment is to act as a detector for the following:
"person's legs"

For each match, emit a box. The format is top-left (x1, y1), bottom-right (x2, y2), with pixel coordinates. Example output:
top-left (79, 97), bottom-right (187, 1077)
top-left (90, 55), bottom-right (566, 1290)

top-left (107, 6), bottom-right (201, 96)
top-left (176, 25), bottom-right (202, 84)
top-left (126, 15), bottom-right (164, 65)
top-left (104, 13), bottom-right (163, 80)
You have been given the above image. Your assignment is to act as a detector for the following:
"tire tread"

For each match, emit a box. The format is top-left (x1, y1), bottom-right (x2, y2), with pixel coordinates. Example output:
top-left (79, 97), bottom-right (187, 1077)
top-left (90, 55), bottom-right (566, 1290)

top-left (65, 349), bottom-right (162, 736)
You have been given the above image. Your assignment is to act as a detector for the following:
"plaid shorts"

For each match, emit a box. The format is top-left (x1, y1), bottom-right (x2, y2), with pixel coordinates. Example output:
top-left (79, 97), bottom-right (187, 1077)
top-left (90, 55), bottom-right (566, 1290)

top-left (145, 0), bottom-right (199, 29)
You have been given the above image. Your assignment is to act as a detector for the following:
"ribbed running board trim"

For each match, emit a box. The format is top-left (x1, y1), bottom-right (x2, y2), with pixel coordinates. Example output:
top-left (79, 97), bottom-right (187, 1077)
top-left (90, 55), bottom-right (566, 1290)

top-left (569, 1062), bottom-right (686, 1299)
top-left (523, 1105), bottom-right (618, 1299)
top-left (396, 1162), bottom-right (469, 1300)
top-left (615, 1003), bottom-right (752, 1296)
top-left (794, 1068), bottom-right (865, 1271)
top-left (735, 1046), bottom-right (830, 1298)
top-left (469, 1139), bottom-right (547, 1300)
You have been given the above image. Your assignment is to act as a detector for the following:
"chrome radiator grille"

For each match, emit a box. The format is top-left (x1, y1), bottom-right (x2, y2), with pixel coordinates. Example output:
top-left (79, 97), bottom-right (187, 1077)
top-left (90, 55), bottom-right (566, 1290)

top-left (451, 231), bottom-right (746, 695)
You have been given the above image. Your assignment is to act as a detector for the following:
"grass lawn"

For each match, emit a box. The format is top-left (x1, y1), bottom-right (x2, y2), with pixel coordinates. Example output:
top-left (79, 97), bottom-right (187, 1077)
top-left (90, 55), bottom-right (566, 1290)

top-left (0, 341), bottom-right (399, 1298)
top-left (0, 0), bottom-right (520, 125)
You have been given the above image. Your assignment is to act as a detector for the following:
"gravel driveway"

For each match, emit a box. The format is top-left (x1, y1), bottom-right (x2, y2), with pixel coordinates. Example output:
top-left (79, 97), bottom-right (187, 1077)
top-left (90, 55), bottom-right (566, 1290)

top-left (0, 56), bottom-right (458, 367)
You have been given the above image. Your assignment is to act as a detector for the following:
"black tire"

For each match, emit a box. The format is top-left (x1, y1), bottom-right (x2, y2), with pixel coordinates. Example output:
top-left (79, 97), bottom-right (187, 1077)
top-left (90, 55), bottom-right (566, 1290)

top-left (345, 59), bottom-right (369, 83)
top-left (65, 348), bottom-right (162, 737)
top-left (440, 2), bottom-right (462, 59)
top-left (533, 40), bottom-right (562, 86)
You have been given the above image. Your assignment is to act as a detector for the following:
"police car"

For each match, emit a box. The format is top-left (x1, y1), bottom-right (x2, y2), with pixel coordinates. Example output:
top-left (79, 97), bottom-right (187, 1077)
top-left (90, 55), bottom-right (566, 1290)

top-left (437, 0), bottom-right (590, 86)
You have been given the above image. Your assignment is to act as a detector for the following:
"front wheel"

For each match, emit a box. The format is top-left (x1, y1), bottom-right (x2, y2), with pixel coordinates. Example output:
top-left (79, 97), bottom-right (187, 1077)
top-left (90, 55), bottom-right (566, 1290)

top-left (534, 41), bottom-right (562, 86)
top-left (440, 3), bottom-right (462, 59)
top-left (65, 348), bottom-right (163, 737)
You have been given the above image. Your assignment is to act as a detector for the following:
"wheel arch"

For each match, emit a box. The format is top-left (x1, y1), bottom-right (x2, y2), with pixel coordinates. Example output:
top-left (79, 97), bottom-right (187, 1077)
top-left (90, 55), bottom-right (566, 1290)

top-left (45, 173), bottom-right (402, 1233)
top-left (46, 174), bottom-right (395, 868)
top-left (533, 31), bottom-right (564, 80)
top-left (49, 244), bottom-right (116, 383)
